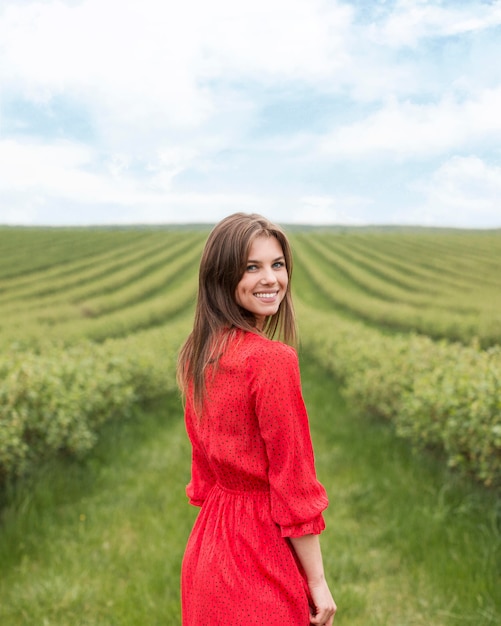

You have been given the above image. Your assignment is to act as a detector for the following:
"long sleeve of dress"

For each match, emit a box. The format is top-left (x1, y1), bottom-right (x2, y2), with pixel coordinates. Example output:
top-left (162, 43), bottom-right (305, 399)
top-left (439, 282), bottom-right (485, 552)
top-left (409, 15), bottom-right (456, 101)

top-left (185, 401), bottom-right (216, 507)
top-left (249, 342), bottom-right (328, 537)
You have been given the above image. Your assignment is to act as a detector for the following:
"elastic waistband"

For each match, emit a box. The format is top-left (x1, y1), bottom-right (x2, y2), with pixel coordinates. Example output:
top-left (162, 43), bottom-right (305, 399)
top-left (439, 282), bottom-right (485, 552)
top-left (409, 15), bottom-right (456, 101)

top-left (215, 482), bottom-right (269, 496)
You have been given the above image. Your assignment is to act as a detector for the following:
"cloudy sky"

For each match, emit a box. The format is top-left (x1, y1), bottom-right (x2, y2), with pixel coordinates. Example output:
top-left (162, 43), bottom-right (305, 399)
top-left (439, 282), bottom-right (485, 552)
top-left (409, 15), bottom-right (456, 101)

top-left (1, 0), bottom-right (501, 228)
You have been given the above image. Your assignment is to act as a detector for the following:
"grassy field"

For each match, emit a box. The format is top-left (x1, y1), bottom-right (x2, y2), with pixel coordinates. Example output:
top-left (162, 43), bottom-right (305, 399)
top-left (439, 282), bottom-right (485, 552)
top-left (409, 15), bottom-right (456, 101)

top-left (1, 356), bottom-right (499, 625)
top-left (1, 226), bottom-right (500, 348)
top-left (0, 225), bottom-right (500, 624)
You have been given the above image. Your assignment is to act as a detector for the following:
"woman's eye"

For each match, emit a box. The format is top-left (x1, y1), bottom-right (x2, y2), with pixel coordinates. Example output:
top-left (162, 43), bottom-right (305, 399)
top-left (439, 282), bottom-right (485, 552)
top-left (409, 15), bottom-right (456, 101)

top-left (245, 262), bottom-right (284, 271)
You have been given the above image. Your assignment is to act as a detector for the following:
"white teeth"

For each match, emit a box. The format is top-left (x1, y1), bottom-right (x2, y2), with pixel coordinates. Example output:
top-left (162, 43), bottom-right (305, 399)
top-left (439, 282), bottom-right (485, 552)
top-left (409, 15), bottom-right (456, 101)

top-left (254, 292), bottom-right (277, 299)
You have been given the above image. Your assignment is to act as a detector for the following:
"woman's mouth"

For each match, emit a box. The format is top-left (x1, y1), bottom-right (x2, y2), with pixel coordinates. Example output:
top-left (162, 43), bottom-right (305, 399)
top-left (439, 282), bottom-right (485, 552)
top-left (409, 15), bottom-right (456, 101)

top-left (253, 291), bottom-right (279, 300)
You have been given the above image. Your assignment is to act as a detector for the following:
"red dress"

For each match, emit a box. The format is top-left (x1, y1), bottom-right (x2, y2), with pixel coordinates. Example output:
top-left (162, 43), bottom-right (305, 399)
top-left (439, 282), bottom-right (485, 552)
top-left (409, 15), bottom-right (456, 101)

top-left (181, 330), bottom-right (328, 625)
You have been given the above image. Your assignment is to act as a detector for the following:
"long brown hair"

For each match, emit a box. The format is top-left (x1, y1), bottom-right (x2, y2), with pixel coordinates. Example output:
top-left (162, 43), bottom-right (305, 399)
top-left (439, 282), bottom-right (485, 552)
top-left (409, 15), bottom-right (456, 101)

top-left (177, 213), bottom-right (297, 412)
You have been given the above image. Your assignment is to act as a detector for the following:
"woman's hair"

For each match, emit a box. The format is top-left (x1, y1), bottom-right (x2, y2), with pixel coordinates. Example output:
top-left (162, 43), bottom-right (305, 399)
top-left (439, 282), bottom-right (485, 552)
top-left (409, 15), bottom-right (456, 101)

top-left (177, 212), bottom-right (297, 411)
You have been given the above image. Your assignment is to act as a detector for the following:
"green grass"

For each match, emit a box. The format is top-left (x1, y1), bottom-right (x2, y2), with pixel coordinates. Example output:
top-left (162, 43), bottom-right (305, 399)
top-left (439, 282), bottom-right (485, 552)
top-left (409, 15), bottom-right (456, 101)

top-left (0, 394), bottom-right (195, 625)
top-left (0, 356), bottom-right (499, 625)
top-left (300, 353), bottom-right (501, 625)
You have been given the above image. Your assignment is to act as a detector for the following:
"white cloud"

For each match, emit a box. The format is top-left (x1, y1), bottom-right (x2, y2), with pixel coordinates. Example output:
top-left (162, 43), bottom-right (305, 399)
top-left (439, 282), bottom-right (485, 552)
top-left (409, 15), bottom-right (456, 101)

top-left (369, 0), bottom-right (501, 48)
top-left (1, 0), bottom-right (501, 228)
top-left (0, 0), bottom-right (358, 187)
top-left (0, 0), bottom-right (352, 132)
top-left (319, 87), bottom-right (501, 159)
top-left (0, 204), bottom-right (40, 226)
top-left (0, 139), bottom-right (132, 202)
top-left (198, 0), bottom-right (352, 81)
top-left (421, 155), bottom-right (501, 222)
top-left (391, 156), bottom-right (501, 228)
top-left (291, 194), bottom-right (371, 225)
top-left (0, 0), bottom-right (210, 130)
top-left (0, 137), bottom-right (276, 223)
top-left (337, 1), bottom-right (501, 103)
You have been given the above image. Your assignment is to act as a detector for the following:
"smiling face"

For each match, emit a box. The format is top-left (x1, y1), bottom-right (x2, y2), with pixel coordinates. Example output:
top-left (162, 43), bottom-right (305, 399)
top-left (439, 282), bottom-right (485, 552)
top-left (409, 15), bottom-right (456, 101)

top-left (235, 235), bottom-right (289, 330)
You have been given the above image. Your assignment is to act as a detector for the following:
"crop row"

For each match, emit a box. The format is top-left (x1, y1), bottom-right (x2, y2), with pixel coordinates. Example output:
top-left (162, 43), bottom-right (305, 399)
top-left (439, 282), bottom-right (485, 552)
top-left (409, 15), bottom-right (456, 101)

top-left (318, 231), bottom-right (501, 292)
top-left (1, 226), bottom-right (500, 490)
top-left (0, 235), bottom-right (200, 349)
top-left (294, 233), bottom-right (501, 309)
top-left (1, 276), bottom-right (198, 351)
top-left (0, 234), bottom-right (203, 336)
top-left (0, 230), bottom-right (190, 305)
top-left (0, 227), bottom-right (155, 280)
top-left (304, 234), bottom-right (489, 302)
top-left (292, 237), bottom-right (501, 347)
top-left (297, 301), bottom-right (501, 488)
top-left (346, 230), bottom-right (501, 280)
top-left (2, 291), bottom-right (499, 489)
top-left (0, 318), bottom-right (191, 483)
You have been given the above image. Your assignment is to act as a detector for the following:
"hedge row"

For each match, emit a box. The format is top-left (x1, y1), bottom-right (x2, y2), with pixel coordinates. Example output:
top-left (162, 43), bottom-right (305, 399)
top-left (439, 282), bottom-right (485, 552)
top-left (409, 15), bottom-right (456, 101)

top-left (298, 304), bottom-right (501, 487)
top-left (0, 321), bottom-right (189, 483)
top-left (2, 300), bottom-right (500, 489)
top-left (293, 241), bottom-right (501, 348)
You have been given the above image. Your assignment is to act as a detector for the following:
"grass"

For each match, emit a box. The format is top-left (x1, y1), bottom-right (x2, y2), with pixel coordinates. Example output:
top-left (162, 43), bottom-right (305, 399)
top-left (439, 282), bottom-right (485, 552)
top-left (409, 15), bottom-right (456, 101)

top-left (0, 355), bottom-right (499, 625)
top-left (0, 394), bottom-right (195, 625)
top-left (300, 352), bottom-right (501, 626)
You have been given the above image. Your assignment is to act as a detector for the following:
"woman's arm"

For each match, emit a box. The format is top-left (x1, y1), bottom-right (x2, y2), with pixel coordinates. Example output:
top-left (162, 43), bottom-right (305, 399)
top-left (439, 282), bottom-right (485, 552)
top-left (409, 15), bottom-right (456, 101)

top-left (289, 534), bottom-right (336, 625)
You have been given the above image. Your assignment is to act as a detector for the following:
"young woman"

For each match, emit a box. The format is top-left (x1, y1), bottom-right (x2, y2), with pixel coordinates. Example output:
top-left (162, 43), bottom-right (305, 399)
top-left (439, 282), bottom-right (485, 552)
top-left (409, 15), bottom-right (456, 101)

top-left (177, 213), bottom-right (336, 625)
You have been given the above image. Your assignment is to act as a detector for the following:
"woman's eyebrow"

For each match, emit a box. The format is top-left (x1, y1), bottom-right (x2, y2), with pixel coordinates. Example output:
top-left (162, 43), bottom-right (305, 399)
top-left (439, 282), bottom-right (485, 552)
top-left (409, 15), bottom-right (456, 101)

top-left (247, 256), bottom-right (285, 263)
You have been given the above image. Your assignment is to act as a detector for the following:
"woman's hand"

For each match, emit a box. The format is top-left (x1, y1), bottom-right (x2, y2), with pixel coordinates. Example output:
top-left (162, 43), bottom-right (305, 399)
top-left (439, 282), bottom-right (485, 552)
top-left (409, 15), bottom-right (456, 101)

top-left (288, 534), bottom-right (336, 625)
top-left (309, 578), bottom-right (336, 626)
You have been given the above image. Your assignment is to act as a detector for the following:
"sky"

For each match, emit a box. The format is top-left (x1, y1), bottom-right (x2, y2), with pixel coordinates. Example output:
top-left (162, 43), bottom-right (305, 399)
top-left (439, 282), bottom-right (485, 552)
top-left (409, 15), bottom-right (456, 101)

top-left (1, 0), bottom-right (501, 228)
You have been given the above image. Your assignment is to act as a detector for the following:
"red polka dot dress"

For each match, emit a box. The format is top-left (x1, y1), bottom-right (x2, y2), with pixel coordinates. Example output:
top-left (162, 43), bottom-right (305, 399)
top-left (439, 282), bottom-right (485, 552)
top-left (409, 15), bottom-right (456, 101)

top-left (181, 330), bottom-right (329, 625)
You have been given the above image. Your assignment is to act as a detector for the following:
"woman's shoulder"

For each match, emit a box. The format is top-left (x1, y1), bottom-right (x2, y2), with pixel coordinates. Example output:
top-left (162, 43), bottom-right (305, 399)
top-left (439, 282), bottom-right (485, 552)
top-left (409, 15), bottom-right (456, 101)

top-left (240, 331), bottom-right (298, 366)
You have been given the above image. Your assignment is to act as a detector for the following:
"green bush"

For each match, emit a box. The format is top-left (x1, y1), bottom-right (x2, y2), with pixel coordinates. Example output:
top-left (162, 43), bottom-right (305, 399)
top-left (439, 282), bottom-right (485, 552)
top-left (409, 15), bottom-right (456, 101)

top-left (298, 304), bottom-right (501, 487)
top-left (0, 322), bottom-right (187, 483)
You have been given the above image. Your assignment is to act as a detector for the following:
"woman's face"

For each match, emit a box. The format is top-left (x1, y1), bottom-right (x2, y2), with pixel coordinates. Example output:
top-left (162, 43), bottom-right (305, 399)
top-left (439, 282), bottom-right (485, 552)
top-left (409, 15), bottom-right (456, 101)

top-left (235, 235), bottom-right (288, 330)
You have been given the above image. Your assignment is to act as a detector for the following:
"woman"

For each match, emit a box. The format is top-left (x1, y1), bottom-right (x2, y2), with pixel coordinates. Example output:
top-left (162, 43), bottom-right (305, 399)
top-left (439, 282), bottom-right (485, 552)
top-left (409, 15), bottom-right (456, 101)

top-left (177, 213), bottom-right (336, 625)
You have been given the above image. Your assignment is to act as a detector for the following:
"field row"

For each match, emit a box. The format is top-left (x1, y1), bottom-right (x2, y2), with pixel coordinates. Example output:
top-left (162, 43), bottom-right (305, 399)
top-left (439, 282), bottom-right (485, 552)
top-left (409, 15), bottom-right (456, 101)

top-left (0, 234), bottom-right (205, 349)
top-left (2, 228), bottom-right (500, 349)
top-left (291, 232), bottom-right (501, 347)
top-left (0, 318), bottom-right (191, 482)
top-left (0, 231), bottom-right (204, 304)
top-left (297, 302), bottom-right (501, 488)
top-left (1, 226), bottom-right (500, 488)
top-left (0, 227), bottom-right (158, 280)
top-left (2, 294), bottom-right (500, 488)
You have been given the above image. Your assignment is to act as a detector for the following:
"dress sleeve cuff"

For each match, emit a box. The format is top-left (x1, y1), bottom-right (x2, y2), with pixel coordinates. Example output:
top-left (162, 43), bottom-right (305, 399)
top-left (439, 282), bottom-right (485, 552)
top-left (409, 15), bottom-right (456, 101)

top-left (280, 513), bottom-right (326, 538)
top-left (186, 484), bottom-right (205, 507)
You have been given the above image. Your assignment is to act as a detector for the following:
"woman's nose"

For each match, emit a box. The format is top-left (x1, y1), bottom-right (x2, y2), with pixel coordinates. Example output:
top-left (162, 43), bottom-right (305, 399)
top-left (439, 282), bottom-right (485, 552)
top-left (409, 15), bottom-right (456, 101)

top-left (261, 266), bottom-right (277, 283)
